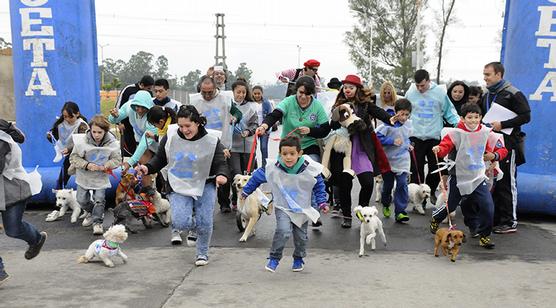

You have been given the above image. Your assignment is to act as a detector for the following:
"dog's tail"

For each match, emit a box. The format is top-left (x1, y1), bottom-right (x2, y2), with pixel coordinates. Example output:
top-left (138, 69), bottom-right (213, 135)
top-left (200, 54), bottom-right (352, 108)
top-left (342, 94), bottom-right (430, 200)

top-left (77, 255), bottom-right (89, 263)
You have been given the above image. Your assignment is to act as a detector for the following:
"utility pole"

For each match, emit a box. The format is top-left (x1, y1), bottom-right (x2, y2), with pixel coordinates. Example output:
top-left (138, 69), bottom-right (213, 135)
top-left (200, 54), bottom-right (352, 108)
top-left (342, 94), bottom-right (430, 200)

top-left (214, 13), bottom-right (227, 70)
top-left (98, 43), bottom-right (109, 86)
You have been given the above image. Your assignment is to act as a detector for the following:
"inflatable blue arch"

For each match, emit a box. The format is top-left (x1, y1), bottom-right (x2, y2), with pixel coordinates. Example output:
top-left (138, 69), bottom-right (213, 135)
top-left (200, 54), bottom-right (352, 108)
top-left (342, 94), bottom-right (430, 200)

top-left (7, 0), bottom-right (556, 214)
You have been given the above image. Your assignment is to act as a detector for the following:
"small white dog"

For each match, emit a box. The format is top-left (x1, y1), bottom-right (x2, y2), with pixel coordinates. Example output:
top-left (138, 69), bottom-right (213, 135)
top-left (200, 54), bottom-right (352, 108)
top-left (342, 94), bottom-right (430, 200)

top-left (78, 224), bottom-right (128, 268)
top-left (354, 206), bottom-right (387, 256)
top-left (408, 183), bottom-right (431, 215)
top-left (46, 189), bottom-right (84, 223)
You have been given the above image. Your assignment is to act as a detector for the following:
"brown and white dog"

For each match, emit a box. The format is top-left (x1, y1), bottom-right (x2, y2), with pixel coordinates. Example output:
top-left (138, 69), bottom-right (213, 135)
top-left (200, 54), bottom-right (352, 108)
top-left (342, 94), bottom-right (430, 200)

top-left (115, 173), bottom-right (138, 205)
top-left (321, 103), bottom-right (366, 179)
top-left (234, 174), bottom-right (272, 242)
top-left (434, 227), bottom-right (465, 262)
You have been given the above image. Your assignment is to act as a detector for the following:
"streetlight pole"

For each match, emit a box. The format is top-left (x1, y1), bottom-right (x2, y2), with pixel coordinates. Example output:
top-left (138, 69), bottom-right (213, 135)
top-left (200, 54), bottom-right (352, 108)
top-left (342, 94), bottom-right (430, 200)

top-left (98, 43), bottom-right (109, 86)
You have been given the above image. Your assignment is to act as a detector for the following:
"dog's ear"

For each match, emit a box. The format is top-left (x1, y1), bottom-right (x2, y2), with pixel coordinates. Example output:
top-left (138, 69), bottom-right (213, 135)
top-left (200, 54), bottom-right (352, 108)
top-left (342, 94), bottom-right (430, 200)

top-left (369, 206), bottom-right (378, 216)
top-left (446, 232), bottom-right (452, 243)
top-left (331, 106), bottom-right (341, 122)
top-left (233, 174), bottom-right (242, 182)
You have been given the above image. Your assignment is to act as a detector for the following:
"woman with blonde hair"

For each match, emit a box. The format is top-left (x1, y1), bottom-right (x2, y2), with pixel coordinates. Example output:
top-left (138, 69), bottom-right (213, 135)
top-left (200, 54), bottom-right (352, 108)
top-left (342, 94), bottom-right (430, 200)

top-left (379, 81), bottom-right (398, 114)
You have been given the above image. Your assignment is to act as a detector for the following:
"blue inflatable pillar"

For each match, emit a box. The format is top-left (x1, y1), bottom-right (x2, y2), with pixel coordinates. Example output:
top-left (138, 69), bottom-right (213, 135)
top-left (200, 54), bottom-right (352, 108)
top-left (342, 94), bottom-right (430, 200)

top-left (501, 0), bottom-right (556, 215)
top-left (8, 0), bottom-right (112, 203)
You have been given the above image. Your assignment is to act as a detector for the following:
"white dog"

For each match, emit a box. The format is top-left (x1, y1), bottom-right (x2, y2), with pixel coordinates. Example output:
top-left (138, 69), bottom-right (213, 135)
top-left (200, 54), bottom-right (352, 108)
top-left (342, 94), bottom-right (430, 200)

top-left (235, 174), bottom-right (272, 242)
top-left (354, 206), bottom-right (387, 256)
top-left (46, 189), bottom-right (84, 223)
top-left (150, 190), bottom-right (172, 227)
top-left (408, 183), bottom-right (431, 215)
top-left (77, 224), bottom-right (128, 268)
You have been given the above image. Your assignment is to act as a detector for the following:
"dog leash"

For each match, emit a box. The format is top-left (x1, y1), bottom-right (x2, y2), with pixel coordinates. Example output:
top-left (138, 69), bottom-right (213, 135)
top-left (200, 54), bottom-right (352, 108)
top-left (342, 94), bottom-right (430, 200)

top-left (410, 148), bottom-right (422, 185)
top-left (434, 153), bottom-right (455, 230)
top-left (270, 127), bottom-right (301, 141)
top-left (246, 134), bottom-right (258, 174)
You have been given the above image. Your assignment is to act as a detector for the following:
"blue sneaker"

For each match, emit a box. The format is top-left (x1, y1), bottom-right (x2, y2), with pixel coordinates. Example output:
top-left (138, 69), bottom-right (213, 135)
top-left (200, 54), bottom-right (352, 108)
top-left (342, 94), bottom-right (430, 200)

top-left (265, 258), bottom-right (279, 273)
top-left (292, 257), bottom-right (304, 272)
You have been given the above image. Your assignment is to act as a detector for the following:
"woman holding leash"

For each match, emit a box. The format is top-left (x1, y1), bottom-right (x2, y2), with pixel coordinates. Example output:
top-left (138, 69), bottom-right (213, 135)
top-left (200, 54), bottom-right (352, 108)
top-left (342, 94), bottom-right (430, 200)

top-left (328, 75), bottom-right (399, 228)
top-left (136, 105), bottom-right (229, 266)
top-left (46, 101), bottom-right (89, 189)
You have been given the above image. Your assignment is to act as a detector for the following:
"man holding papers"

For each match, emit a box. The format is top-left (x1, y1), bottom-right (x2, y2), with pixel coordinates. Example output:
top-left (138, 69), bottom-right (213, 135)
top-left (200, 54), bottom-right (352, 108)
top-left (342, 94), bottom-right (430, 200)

top-left (481, 62), bottom-right (531, 234)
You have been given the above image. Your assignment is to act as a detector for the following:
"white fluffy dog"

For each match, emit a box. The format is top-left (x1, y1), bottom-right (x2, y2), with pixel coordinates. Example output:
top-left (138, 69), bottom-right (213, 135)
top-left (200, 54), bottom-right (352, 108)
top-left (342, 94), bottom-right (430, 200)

top-left (408, 183), bottom-right (431, 215)
top-left (46, 189), bottom-right (84, 223)
top-left (234, 174), bottom-right (272, 242)
top-left (354, 206), bottom-right (387, 256)
top-left (78, 224), bottom-right (128, 268)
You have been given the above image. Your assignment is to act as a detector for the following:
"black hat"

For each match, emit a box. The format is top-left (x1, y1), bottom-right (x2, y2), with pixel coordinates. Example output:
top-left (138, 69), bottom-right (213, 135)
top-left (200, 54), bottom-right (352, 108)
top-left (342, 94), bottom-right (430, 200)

top-left (327, 77), bottom-right (342, 90)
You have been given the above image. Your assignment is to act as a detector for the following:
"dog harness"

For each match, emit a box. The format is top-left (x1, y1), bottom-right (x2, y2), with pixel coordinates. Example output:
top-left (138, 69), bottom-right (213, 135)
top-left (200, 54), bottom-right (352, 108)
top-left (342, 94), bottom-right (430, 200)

top-left (93, 239), bottom-right (120, 257)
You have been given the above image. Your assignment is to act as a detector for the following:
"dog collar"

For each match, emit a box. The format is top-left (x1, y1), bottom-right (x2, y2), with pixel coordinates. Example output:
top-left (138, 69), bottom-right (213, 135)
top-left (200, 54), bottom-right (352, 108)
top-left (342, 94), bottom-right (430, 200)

top-left (102, 240), bottom-right (119, 250)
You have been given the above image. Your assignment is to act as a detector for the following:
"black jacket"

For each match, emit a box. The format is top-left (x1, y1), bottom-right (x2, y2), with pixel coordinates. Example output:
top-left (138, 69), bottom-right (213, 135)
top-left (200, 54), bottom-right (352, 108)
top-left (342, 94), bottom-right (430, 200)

top-left (145, 126), bottom-right (229, 186)
top-left (481, 80), bottom-right (530, 165)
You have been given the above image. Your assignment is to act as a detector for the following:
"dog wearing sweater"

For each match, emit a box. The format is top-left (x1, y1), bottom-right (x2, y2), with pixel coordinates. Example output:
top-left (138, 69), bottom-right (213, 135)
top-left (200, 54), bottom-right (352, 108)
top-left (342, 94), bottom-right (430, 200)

top-left (78, 224), bottom-right (128, 267)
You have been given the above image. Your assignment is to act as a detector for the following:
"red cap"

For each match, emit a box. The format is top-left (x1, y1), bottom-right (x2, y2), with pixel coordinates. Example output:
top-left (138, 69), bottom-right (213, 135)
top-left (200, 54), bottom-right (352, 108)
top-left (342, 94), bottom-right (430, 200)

top-left (342, 74), bottom-right (363, 87)
top-left (303, 59), bottom-right (320, 68)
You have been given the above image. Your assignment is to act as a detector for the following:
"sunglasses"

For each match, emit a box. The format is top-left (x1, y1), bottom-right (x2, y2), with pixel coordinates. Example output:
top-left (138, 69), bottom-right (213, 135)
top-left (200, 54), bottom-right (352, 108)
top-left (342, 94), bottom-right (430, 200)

top-left (310, 67), bottom-right (318, 72)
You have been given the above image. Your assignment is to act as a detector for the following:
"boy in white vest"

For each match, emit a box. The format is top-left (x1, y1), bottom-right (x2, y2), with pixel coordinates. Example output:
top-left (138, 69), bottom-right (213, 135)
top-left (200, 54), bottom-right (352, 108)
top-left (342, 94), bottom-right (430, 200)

top-left (431, 103), bottom-right (507, 249)
top-left (70, 115), bottom-right (121, 235)
top-left (241, 136), bottom-right (329, 273)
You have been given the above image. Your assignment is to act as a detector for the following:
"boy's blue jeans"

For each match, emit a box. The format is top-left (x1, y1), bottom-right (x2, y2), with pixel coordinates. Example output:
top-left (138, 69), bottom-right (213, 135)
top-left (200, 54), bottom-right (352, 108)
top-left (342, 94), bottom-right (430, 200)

top-left (76, 186), bottom-right (106, 224)
top-left (269, 208), bottom-right (308, 260)
top-left (381, 171), bottom-right (409, 215)
top-left (432, 176), bottom-right (494, 237)
top-left (169, 183), bottom-right (216, 258)
top-left (0, 199), bottom-right (41, 270)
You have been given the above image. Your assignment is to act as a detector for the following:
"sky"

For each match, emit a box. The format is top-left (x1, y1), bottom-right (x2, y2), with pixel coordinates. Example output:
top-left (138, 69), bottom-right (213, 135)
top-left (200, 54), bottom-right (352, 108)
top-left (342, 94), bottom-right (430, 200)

top-left (0, 0), bottom-right (505, 87)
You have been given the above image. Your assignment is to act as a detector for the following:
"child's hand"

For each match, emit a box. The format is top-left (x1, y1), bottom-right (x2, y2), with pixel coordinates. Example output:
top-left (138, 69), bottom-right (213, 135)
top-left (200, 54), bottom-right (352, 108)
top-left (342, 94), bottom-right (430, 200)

top-left (223, 149), bottom-right (231, 159)
top-left (408, 144), bottom-right (414, 152)
top-left (216, 175), bottom-right (227, 187)
top-left (145, 131), bottom-right (156, 139)
top-left (394, 138), bottom-right (402, 146)
top-left (109, 108), bottom-right (119, 118)
top-left (432, 146), bottom-right (440, 154)
top-left (61, 148), bottom-right (69, 155)
top-left (239, 192), bottom-right (247, 200)
top-left (483, 152), bottom-right (495, 161)
top-left (135, 164), bottom-right (149, 176)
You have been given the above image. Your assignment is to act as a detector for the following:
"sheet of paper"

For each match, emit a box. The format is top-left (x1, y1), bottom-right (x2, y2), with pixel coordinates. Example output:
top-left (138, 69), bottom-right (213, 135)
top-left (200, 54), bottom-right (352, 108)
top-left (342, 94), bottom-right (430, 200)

top-left (482, 103), bottom-right (517, 135)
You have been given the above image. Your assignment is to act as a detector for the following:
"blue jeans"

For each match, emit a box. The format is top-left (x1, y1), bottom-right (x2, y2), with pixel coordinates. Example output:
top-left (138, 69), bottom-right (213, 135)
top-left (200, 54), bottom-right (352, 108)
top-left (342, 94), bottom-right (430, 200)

top-left (259, 134), bottom-right (269, 167)
top-left (432, 176), bottom-right (494, 237)
top-left (76, 186), bottom-right (106, 224)
top-left (169, 183), bottom-right (216, 258)
top-left (381, 171), bottom-right (409, 215)
top-left (0, 199), bottom-right (41, 270)
top-left (270, 208), bottom-right (308, 260)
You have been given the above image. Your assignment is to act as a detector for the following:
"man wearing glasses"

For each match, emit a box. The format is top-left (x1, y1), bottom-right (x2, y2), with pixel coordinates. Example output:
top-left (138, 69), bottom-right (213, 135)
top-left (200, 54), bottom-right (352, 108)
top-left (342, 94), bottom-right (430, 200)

top-left (278, 59), bottom-right (321, 97)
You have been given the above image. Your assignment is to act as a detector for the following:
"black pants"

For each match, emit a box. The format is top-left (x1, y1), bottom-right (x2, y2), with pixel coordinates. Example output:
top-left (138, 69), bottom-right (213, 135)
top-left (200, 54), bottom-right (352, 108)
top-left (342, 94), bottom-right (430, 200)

top-left (493, 149), bottom-right (518, 227)
top-left (217, 160), bottom-right (232, 209)
top-left (56, 155), bottom-right (71, 189)
top-left (409, 137), bottom-right (442, 196)
top-left (120, 118), bottom-right (137, 158)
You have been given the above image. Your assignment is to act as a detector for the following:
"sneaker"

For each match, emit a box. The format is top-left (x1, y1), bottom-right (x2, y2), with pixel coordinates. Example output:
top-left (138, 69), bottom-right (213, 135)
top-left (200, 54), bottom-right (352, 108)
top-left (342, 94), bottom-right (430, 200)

top-left (429, 219), bottom-right (439, 234)
top-left (413, 203), bottom-right (425, 215)
top-left (220, 206), bottom-right (232, 214)
top-left (231, 203), bottom-right (238, 211)
top-left (0, 269), bottom-right (9, 285)
top-left (82, 213), bottom-right (93, 227)
top-left (195, 255), bottom-right (208, 266)
top-left (493, 225), bottom-right (517, 234)
top-left (171, 230), bottom-right (182, 245)
top-left (292, 257), bottom-right (304, 272)
top-left (25, 231), bottom-right (47, 260)
top-left (382, 206), bottom-right (391, 218)
top-left (479, 236), bottom-right (495, 249)
top-left (312, 219), bottom-right (323, 228)
top-left (186, 230), bottom-right (197, 247)
top-left (341, 218), bottom-right (352, 228)
top-left (265, 258), bottom-right (279, 273)
top-left (93, 224), bottom-right (104, 235)
top-left (395, 212), bottom-right (410, 223)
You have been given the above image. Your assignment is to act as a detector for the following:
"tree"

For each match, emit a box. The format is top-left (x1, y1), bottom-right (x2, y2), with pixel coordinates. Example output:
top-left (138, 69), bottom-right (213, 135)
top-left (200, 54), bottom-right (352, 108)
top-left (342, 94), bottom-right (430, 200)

top-left (178, 69), bottom-right (202, 92)
top-left (154, 55), bottom-right (170, 80)
top-left (120, 51), bottom-right (154, 85)
top-left (345, 0), bottom-right (425, 91)
top-left (434, 0), bottom-right (457, 84)
top-left (233, 62), bottom-right (253, 85)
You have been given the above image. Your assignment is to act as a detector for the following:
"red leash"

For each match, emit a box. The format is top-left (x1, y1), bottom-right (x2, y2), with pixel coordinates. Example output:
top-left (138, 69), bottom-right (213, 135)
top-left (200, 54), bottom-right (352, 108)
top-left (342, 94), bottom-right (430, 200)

top-left (270, 127), bottom-right (301, 141)
top-left (246, 134), bottom-right (258, 174)
top-left (434, 153), bottom-right (455, 230)
top-left (410, 149), bottom-right (422, 185)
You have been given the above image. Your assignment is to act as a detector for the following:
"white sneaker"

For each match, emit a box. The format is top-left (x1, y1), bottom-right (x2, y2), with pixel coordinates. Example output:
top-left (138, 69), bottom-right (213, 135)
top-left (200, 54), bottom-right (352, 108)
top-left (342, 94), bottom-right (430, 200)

top-left (82, 213), bottom-right (93, 227)
top-left (171, 230), bottom-right (182, 245)
top-left (93, 224), bottom-right (103, 235)
top-left (195, 256), bottom-right (208, 266)
top-left (186, 230), bottom-right (197, 247)
top-left (413, 203), bottom-right (425, 215)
